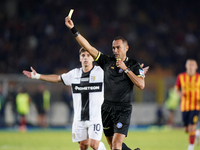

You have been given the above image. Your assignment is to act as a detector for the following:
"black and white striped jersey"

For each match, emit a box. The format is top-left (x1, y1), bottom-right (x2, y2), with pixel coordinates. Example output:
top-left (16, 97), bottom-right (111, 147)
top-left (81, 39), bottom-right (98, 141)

top-left (61, 66), bottom-right (104, 121)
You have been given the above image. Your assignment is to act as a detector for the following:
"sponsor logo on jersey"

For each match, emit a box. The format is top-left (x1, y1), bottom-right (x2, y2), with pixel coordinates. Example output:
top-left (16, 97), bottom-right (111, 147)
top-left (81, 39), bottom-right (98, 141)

top-left (75, 86), bottom-right (100, 90)
top-left (116, 122), bottom-right (123, 129)
top-left (81, 77), bottom-right (89, 82)
top-left (72, 83), bottom-right (103, 93)
top-left (110, 66), bottom-right (114, 69)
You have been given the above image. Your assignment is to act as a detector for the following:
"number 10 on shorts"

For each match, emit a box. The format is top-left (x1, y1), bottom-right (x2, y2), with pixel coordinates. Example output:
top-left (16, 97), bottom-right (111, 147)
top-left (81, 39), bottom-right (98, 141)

top-left (93, 124), bottom-right (101, 131)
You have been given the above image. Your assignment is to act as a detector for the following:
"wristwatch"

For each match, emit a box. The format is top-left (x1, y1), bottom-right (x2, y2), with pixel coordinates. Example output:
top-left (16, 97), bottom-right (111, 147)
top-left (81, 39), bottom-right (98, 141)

top-left (124, 68), bottom-right (130, 73)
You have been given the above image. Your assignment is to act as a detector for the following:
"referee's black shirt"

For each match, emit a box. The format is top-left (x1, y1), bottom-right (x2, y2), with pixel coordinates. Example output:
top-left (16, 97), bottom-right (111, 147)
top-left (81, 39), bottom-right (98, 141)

top-left (95, 52), bottom-right (143, 103)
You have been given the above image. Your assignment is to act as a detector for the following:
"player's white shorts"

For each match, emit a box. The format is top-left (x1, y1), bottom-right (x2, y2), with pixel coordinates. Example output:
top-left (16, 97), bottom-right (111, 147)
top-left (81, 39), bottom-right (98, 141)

top-left (72, 120), bottom-right (103, 142)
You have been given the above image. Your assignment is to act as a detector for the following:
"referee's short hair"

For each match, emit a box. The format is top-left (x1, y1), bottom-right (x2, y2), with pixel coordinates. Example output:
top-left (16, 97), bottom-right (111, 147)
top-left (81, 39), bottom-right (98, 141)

top-left (114, 36), bottom-right (128, 46)
top-left (79, 47), bottom-right (87, 55)
top-left (186, 58), bottom-right (197, 62)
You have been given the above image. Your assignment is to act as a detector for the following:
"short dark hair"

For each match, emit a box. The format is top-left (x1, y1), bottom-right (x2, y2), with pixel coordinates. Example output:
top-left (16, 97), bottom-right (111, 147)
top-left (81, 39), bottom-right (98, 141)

top-left (79, 47), bottom-right (87, 55)
top-left (113, 36), bottom-right (128, 46)
top-left (186, 58), bottom-right (196, 62)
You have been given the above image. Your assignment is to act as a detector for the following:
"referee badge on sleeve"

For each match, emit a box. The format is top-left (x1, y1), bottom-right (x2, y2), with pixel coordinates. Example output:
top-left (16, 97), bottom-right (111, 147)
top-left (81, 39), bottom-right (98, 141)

top-left (139, 69), bottom-right (145, 78)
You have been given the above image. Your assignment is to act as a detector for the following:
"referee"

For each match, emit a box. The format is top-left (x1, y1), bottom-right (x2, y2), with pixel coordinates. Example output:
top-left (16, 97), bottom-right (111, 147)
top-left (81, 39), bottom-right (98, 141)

top-left (65, 16), bottom-right (148, 150)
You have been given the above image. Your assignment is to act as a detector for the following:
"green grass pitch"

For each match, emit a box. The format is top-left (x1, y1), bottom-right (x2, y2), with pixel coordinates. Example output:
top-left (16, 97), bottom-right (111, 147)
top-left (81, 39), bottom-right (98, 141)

top-left (0, 127), bottom-right (198, 150)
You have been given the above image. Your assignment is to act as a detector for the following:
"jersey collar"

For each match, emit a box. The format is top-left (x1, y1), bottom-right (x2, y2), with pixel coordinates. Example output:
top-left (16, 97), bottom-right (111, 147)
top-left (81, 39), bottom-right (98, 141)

top-left (125, 57), bottom-right (129, 62)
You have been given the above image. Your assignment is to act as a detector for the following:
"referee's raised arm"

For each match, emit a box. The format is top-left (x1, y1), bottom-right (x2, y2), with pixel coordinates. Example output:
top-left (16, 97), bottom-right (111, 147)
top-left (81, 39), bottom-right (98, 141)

top-left (65, 16), bottom-right (99, 60)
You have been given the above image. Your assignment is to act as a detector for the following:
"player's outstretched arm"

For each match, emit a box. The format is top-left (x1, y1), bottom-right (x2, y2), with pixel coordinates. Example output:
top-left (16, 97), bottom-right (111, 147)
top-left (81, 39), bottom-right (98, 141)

top-left (23, 67), bottom-right (61, 83)
top-left (65, 16), bottom-right (99, 59)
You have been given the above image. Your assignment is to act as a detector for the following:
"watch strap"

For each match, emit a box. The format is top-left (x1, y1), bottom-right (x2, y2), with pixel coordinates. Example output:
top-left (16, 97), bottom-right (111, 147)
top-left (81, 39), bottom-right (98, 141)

top-left (124, 68), bottom-right (130, 73)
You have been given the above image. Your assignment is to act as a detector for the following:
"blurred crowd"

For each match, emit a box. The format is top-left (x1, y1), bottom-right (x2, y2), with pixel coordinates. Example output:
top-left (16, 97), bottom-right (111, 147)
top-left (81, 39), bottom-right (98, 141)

top-left (1, 0), bottom-right (200, 75)
top-left (0, 83), bottom-right (73, 130)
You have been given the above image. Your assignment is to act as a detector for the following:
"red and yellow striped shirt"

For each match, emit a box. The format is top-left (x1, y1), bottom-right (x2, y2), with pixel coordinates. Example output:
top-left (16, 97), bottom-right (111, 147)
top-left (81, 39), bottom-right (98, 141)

top-left (175, 72), bottom-right (200, 112)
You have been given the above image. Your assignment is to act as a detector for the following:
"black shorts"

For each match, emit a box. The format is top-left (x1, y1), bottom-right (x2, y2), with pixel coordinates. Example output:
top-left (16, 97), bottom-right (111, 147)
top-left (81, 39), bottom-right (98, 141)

top-left (182, 110), bottom-right (199, 127)
top-left (101, 101), bottom-right (132, 137)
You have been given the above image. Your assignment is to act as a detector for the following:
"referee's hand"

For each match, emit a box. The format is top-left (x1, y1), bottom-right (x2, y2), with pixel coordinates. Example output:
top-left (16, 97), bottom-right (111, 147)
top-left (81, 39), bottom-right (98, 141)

top-left (65, 16), bottom-right (74, 29)
top-left (116, 58), bottom-right (127, 71)
top-left (141, 63), bottom-right (149, 75)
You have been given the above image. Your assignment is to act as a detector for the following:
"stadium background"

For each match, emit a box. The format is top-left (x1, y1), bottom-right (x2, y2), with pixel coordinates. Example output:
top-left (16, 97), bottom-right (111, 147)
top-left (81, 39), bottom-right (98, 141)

top-left (0, 0), bottom-right (200, 127)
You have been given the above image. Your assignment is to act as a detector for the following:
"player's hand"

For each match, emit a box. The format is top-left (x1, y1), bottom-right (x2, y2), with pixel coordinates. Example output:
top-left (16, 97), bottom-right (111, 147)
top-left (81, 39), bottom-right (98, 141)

top-left (65, 16), bottom-right (74, 29)
top-left (141, 63), bottom-right (149, 75)
top-left (23, 67), bottom-right (40, 79)
top-left (116, 58), bottom-right (127, 71)
top-left (23, 67), bottom-right (32, 79)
